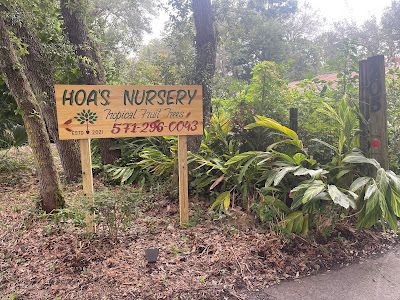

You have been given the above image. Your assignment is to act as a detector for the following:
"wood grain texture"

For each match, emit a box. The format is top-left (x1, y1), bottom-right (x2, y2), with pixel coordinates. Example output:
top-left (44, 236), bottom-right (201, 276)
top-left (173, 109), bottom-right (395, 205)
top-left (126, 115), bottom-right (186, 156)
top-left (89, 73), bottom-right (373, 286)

top-left (178, 135), bottom-right (189, 225)
top-left (55, 85), bottom-right (203, 139)
top-left (366, 56), bottom-right (389, 170)
top-left (80, 139), bottom-right (95, 233)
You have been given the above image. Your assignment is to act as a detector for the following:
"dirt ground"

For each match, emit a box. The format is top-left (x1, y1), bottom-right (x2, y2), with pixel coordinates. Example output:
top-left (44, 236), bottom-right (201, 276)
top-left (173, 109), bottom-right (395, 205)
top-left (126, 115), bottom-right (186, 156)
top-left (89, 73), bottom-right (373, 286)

top-left (0, 147), bottom-right (398, 299)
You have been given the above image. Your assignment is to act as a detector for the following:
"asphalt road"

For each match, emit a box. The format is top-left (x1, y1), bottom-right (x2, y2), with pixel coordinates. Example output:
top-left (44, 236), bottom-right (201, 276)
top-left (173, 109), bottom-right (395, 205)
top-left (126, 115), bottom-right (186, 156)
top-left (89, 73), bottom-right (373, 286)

top-left (247, 245), bottom-right (400, 300)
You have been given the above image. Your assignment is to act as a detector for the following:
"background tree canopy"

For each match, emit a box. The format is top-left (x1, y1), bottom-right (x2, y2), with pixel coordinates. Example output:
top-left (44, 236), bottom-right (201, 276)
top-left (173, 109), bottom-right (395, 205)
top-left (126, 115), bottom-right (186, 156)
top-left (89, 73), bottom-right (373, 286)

top-left (1, 0), bottom-right (400, 231)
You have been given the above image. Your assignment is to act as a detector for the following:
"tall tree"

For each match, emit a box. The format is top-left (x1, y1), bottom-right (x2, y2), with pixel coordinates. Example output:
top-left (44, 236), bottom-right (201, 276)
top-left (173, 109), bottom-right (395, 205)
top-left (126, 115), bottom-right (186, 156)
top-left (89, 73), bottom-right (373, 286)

top-left (284, 3), bottom-right (324, 80)
top-left (0, 3), bottom-right (82, 181)
top-left (381, 0), bottom-right (400, 64)
top-left (90, 0), bottom-right (155, 53)
top-left (213, 0), bottom-right (294, 80)
top-left (0, 13), bottom-right (64, 212)
top-left (168, 0), bottom-right (216, 188)
top-left (247, 0), bottom-right (297, 19)
top-left (60, 0), bottom-right (120, 164)
top-left (191, 0), bottom-right (216, 149)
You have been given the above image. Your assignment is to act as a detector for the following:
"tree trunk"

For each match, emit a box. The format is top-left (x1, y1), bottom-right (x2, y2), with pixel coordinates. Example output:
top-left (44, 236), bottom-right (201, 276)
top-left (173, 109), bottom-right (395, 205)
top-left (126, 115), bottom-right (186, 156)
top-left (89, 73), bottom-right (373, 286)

top-left (170, 0), bottom-right (217, 189)
top-left (0, 15), bottom-right (64, 212)
top-left (60, 0), bottom-right (120, 165)
top-left (190, 0), bottom-right (216, 153)
top-left (3, 7), bottom-right (82, 181)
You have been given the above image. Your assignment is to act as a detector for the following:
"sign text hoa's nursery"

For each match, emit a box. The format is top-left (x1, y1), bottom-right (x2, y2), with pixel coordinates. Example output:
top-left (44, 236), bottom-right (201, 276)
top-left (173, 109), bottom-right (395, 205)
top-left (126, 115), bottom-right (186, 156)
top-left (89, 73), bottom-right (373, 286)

top-left (55, 85), bottom-right (203, 140)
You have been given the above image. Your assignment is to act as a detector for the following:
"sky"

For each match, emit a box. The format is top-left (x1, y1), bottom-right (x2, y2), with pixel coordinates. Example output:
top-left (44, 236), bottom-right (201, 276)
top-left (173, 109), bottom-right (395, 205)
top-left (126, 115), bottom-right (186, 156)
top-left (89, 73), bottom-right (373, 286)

top-left (144, 0), bottom-right (395, 44)
top-left (299, 0), bottom-right (393, 25)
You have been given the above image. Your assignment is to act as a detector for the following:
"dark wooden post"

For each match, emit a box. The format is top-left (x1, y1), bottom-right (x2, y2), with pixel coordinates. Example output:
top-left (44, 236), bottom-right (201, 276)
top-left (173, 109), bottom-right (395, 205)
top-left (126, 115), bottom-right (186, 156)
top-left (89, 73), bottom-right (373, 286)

top-left (289, 107), bottom-right (298, 133)
top-left (358, 55), bottom-right (389, 170)
top-left (358, 60), bottom-right (369, 156)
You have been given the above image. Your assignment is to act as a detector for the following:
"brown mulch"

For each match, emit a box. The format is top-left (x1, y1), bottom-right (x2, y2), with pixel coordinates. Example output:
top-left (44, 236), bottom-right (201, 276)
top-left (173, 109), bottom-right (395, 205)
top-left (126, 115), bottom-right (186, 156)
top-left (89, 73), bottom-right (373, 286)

top-left (0, 147), bottom-right (398, 299)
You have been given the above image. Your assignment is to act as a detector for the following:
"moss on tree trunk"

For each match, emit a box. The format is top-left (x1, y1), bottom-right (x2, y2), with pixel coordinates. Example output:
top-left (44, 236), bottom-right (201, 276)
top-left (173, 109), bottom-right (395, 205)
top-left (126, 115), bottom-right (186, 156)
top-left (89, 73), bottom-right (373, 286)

top-left (60, 0), bottom-right (120, 165)
top-left (0, 15), bottom-right (64, 212)
top-left (1, 5), bottom-right (82, 182)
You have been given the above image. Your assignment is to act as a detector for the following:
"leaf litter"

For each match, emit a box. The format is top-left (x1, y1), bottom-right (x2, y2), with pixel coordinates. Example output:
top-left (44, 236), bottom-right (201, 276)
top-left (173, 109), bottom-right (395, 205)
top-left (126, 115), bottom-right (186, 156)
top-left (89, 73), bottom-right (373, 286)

top-left (0, 147), bottom-right (398, 299)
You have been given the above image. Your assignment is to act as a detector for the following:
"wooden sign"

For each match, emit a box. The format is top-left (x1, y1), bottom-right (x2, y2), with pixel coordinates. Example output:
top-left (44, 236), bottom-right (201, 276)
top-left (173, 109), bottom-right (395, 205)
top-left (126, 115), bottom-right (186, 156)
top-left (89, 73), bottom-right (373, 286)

top-left (55, 84), bottom-right (203, 227)
top-left (55, 85), bottom-right (203, 139)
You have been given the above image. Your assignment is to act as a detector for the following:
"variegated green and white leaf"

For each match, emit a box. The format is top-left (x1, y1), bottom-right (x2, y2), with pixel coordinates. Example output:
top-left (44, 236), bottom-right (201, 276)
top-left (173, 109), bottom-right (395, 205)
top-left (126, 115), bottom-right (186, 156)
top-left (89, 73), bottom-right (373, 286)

top-left (210, 191), bottom-right (230, 211)
top-left (376, 168), bottom-right (389, 193)
top-left (265, 169), bottom-right (280, 187)
top-left (349, 177), bottom-right (371, 193)
top-left (293, 153), bottom-right (306, 165)
top-left (342, 151), bottom-right (380, 169)
top-left (327, 185), bottom-right (356, 209)
top-left (379, 195), bottom-right (398, 231)
top-left (291, 181), bottom-right (316, 193)
top-left (387, 171), bottom-right (400, 194)
top-left (365, 183), bottom-right (377, 200)
top-left (293, 168), bottom-right (328, 178)
top-left (311, 138), bottom-right (338, 154)
top-left (389, 188), bottom-right (400, 217)
top-left (365, 189), bottom-right (382, 216)
top-left (274, 166), bottom-right (300, 186)
top-left (225, 151), bottom-right (261, 165)
top-left (302, 182), bottom-right (326, 204)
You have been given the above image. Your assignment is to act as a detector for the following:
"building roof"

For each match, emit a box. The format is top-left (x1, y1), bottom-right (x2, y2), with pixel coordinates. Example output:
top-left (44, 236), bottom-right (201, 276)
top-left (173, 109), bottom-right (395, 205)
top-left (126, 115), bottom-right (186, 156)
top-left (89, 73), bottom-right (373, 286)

top-left (288, 68), bottom-right (396, 92)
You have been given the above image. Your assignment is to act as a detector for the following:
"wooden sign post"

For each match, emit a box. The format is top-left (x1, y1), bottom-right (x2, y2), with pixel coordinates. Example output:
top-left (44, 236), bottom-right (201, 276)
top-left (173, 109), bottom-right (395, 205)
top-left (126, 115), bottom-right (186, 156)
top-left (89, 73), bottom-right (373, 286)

top-left (359, 55), bottom-right (389, 173)
top-left (79, 139), bottom-right (95, 232)
top-left (55, 85), bottom-right (203, 228)
top-left (178, 135), bottom-right (189, 224)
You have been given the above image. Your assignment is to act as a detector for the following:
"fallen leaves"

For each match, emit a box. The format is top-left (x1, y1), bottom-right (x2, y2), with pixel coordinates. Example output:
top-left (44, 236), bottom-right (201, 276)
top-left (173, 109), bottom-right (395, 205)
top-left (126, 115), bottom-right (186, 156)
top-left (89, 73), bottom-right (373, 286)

top-left (0, 147), bottom-right (398, 299)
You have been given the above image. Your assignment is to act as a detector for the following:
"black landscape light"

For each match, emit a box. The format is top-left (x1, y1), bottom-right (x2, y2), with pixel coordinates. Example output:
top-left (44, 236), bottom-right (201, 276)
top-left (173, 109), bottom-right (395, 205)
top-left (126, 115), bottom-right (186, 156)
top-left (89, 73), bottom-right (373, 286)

top-left (145, 248), bottom-right (159, 263)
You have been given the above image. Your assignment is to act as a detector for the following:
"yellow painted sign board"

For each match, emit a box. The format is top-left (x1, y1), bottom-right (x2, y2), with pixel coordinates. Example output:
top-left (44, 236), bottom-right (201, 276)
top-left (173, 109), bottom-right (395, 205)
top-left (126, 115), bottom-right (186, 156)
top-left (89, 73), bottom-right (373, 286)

top-left (55, 85), bottom-right (203, 140)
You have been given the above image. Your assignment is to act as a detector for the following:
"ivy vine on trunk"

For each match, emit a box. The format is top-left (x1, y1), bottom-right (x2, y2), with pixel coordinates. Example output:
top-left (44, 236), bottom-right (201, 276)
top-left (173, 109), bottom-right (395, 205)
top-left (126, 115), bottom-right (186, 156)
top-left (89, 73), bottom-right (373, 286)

top-left (0, 14), bottom-right (64, 212)
top-left (60, 0), bottom-right (121, 165)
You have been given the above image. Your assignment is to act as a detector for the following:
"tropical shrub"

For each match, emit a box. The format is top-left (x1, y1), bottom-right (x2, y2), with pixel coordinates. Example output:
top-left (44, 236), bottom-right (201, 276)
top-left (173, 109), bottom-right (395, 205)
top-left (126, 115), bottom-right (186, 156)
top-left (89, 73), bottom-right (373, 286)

top-left (212, 61), bottom-right (291, 151)
top-left (193, 107), bottom-right (400, 235)
top-left (0, 80), bottom-right (25, 150)
top-left (103, 136), bottom-right (176, 186)
top-left (345, 151), bottom-right (400, 232)
top-left (386, 67), bottom-right (400, 172)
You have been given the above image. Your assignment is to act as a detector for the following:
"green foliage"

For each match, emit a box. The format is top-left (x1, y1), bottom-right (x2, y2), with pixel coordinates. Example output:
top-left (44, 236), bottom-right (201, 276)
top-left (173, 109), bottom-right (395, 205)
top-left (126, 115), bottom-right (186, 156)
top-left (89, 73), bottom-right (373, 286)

top-left (247, 0), bottom-right (298, 19)
top-left (103, 136), bottom-right (176, 186)
top-left (311, 95), bottom-right (359, 178)
top-left (345, 151), bottom-right (400, 232)
top-left (1, 292), bottom-right (18, 300)
top-left (213, 61), bottom-right (291, 151)
top-left (190, 114), bottom-right (267, 210)
top-left (245, 116), bottom-right (359, 234)
top-left (0, 157), bottom-right (28, 175)
top-left (246, 61), bottom-right (289, 122)
top-left (279, 211), bottom-right (308, 235)
top-left (214, 0), bottom-right (294, 80)
top-left (49, 207), bottom-right (86, 230)
top-left (245, 115), bottom-right (303, 150)
top-left (192, 106), bottom-right (398, 236)
top-left (324, 39), bottom-right (360, 97)
top-left (87, 190), bottom-right (145, 241)
top-left (191, 115), bottom-right (313, 232)
top-left (90, 0), bottom-right (156, 52)
top-left (104, 164), bottom-right (151, 186)
top-left (122, 48), bottom-right (180, 85)
top-left (386, 67), bottom-right (400, 172)
top-left (0, 125), bottom-right (28, 151)
top-left (0, 79), bottom-right (25, 150)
